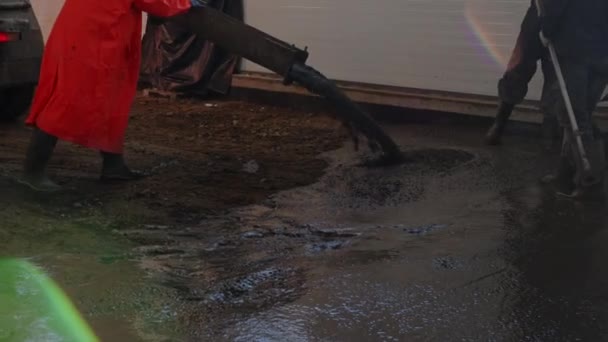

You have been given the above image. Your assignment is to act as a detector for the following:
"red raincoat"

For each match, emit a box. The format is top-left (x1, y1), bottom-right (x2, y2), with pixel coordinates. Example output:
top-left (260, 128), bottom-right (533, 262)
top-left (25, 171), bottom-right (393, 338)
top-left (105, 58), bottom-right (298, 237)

top-left (26, 0), bottom-right (192, 153)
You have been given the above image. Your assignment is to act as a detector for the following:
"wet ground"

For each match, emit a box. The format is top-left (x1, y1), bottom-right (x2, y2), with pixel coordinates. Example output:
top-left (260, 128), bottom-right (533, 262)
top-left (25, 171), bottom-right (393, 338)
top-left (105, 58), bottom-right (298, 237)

top-left (1, 96), bottom-right (608, 341)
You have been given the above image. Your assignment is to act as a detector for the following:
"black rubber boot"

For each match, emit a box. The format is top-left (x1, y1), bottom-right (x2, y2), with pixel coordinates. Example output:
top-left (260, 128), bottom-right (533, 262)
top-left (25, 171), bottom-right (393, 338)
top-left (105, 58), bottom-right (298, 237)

top-left (558, 136), bottom-right (607, 202)
top-left (540, 154), bottom-right (576, 194)
top-left (19, 128), bottom-right (61, 192)
top-left (485, 102), bottom-right (515, 145)
top-left (100, 152), bottom-right (144, 182)
top-left (560, 182), bottom-right (606, 202)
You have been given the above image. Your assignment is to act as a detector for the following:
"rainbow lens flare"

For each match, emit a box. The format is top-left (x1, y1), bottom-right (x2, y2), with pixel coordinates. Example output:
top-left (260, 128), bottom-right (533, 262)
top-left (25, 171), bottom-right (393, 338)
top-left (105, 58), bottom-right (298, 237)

top-left (0, 258), bottom-right (99, 342)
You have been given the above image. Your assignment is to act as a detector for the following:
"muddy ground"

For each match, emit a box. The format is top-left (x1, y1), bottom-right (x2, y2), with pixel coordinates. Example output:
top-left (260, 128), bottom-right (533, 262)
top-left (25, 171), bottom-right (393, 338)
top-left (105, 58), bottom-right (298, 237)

top-left (2, 96), bottom-right (608, 341)
top-left (0, 96), bottom-right (347, 341)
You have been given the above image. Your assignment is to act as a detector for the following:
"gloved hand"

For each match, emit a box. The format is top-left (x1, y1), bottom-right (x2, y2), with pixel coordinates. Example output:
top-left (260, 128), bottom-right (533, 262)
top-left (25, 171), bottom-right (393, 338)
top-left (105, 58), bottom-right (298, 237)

top-left (190, 0), bottom-right (207, 7)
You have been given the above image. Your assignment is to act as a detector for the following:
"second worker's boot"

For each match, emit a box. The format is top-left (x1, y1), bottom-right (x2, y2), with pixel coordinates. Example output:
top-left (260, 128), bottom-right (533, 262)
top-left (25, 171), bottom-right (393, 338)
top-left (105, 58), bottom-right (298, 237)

top-left (485, 102), bottom-right (515, 146)
top-left (100, 152), bottom-right (145, 182)
top-left (540, 155), bottom-right (576, 194)
top-left (559, 137), bottom-right (607, 202)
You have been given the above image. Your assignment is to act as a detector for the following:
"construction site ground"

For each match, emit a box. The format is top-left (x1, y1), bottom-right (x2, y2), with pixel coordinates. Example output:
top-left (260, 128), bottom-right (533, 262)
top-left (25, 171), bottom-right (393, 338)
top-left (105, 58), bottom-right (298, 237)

top-left (1, 95), bottom-right (608, 341)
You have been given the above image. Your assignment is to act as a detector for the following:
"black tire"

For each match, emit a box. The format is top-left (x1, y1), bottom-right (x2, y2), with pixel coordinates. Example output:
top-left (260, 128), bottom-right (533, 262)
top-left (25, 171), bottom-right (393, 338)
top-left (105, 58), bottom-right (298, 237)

top-left (0, 85), bottom-right (35, 122)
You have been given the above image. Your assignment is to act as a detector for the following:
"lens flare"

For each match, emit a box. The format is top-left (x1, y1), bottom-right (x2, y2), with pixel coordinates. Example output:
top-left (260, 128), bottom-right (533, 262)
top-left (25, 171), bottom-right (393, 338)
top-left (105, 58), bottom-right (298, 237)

top-left (0, 258), bottom-right (99, 342)
top-left (464, 1), bottom-right (519, 69)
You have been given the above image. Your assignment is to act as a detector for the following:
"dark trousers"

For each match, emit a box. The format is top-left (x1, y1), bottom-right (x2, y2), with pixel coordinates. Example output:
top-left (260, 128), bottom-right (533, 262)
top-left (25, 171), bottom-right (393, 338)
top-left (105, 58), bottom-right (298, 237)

top-left (498, 3), bottom-right (542, 105)
top-left (546, 58), bottom-right (608, 186)
top-left (497, 3), bottom-right (561, 142)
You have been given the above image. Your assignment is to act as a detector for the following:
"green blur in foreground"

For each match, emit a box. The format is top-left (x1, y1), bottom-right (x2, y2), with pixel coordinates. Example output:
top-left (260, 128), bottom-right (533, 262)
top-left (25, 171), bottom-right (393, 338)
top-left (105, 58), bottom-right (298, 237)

top-left (0, 258), bottom-right (99, 342)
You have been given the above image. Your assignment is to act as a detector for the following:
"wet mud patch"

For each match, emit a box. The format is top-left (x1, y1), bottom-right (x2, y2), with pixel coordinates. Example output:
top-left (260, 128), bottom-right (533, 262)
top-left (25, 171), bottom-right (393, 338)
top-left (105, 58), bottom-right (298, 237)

top-left (202, 266), bottom-right (305, 307)
top-left (306, 240), bottom-right (349, 254)
top-left (399, 223), bottom-right (449, 235)
top-left (304, 227), bottom-right (359, 254)
top-left (122, 211), bottom-right (369, 337)
top-left (321, 168), bottom-right (422, 208)
top-left (432, 256), bottom-right (464, 270)
top-left (3, 99), bottom-right (531, 342)
top-left (401, 148), bottom-right (476, 173)
top-left (0, 97), bottom-right (355, 340)
top-left (320, 148), bottom-right (476, 208)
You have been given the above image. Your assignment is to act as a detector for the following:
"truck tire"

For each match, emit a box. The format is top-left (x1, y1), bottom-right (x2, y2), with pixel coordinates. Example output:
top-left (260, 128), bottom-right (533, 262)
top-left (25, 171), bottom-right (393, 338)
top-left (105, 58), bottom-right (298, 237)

top-left (0, 85), bottom-right (35, 122)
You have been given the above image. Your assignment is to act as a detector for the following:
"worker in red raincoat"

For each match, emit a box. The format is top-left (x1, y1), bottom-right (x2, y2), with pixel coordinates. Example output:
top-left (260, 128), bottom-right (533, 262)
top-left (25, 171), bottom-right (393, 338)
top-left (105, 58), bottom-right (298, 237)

top-left (20, 0), bottom-right (207, 192)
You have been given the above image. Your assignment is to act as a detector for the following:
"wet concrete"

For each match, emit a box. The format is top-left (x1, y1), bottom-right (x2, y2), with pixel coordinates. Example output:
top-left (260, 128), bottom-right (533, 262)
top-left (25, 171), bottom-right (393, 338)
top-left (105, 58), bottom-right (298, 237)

top-left (117, 124), bottom-right (608, 341)
top-left (2, 100), bottom-right (608, 341)
top-left (203, 126), bottom-right (608, 341)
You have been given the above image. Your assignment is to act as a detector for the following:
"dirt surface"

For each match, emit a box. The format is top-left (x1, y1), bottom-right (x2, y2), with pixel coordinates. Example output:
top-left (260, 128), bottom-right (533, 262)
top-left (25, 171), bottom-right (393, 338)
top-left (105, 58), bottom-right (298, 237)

top-left (3, 96), bottom-right (608, 342)
top-left (0, 96), bottom-right (345, 213)
top-left (0, 96), bottom-right (348, 341)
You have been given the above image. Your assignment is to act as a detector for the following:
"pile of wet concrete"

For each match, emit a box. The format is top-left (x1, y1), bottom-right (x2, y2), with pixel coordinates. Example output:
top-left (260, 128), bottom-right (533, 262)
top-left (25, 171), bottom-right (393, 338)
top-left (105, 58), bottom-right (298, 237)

top-left (111, 146), bottom-right (479, 337)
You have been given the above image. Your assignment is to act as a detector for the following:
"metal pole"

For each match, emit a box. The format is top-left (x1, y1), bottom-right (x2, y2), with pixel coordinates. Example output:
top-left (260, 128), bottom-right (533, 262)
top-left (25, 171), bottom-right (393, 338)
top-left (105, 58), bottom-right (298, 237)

top-left (534, 0), bottom-right (591, 172)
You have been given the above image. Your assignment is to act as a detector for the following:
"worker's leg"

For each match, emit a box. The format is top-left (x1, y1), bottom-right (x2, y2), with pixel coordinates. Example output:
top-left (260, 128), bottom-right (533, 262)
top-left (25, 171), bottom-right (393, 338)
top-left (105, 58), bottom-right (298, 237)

top-left (540, 108), bottom-right (560, 151)
top-left (539, 54), bottom-right (561, 150)
top-left (587, 68), bottom-right (608, 153)
top-left (577, 64), bottom-right (608, 186)
top-left (539, 65), bottom-right (574, 191)
top-left (485, 102), bottom-right (515, 146)
top-left (540, 134), bottom-right (576, 193)
top-left (552, 60), bottom-right (605, 200)
top-left (20, 127), bottom-right (61, 192)
top-left (588, 75), bottom-right (608, 159)
top-left (486, 5), bottom-right (541, 145)
top-left (487, 59), bottom-right (535, 145)
top-left (570, 65), bottom-right (608, 197)
top-left (540, 100), bottom-right (561, 152)
top-left (99, 152), bottom-right (144, 182)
